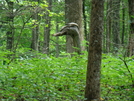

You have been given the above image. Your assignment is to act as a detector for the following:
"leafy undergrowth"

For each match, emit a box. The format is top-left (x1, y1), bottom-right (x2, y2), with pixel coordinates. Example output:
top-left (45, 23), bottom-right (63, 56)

top-left (101, 54), bottom-right (134, 101)
top-left (0, 52), bottom-right (134, 101)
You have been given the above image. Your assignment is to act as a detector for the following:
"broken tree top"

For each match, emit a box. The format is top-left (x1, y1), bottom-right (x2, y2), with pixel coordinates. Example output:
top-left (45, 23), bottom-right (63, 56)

top-left (53, 22), bottom-right (79, 37)
top-left (52, 22), bottom-right (81, 54)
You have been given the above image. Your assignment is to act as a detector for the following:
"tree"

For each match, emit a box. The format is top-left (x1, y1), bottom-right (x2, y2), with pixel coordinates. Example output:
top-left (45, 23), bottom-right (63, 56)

top-left (121, 0), bottom-right (125, 45)
top-left (43, 0), bottom-right (52, 54)
top-left (128, 0), bottom-right (134, 56)
top-left (83, 0), bottom-right (89, 51)
top-left (65, 0), bottom-right (84, 53)
top-left (112, 0), bottom-right (120, 53)
top-left (31, 0), bottom-right (40, 51)
top-left (105, 0), bottom-right (112, 53)
top-left (53, 22), bottom-right (81, 54)
top-left (5, 1), bottom-right (14, 51)
top-left (85, 0), bottom-right (104, 100)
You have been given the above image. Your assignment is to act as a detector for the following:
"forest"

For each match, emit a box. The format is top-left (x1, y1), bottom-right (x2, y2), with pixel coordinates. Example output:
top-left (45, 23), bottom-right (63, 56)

top-left (0, 0), bottom-right (134, 101)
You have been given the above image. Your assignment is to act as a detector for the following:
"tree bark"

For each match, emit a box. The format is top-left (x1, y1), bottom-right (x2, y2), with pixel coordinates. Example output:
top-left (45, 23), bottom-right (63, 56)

top-left (65, 0), bottom-right (84, 53)
top-left (43, 0), bottom-right (52, 54)
top-left (128, 0), bottom-right (134, 56)
top-left (31, 20), bottom-right (39, 51)
top-left (106, 0), bottom-right (112, 53)
top-left (121, 3), bottom-right (125, 45)
top-left (55, 21), bottom-right (60, 57)
top-left (6, 1), bottom-right (14, 51)
top-left (85, 0), bottom-right (104, 100)
top-left (83, 0), bottom-right (88, 51)
top-left (31, 1), bottom-right (39, 51)
top-left (112, 0), bottom-right (120, 53)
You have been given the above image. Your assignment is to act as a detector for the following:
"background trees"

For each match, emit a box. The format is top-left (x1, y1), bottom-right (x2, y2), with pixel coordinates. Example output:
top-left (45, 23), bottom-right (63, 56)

top-left (111, 0), bottom-right (120, 53)
top-left (0, 0), bottom-right (132, 56)
top-left (0, 0), bottom-right (134, 100)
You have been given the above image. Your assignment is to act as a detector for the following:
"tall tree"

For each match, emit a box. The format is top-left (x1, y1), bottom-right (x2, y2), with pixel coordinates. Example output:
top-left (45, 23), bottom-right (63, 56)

top-left (112, 0), bottom-right (120, 53)
top-left (121, 0), bottom-right (125, 45)
top-left (128, 0), bottom-right (134, 56)
top-left (83, 0), bottom-right (88, 51)
top-left (6, 1), bottom-right (14, 51)
top-left (85, 0), bottom-right (104, 100)
top-left (31, 0), bottom-right (40, 51)
top-left (55, 21), bottom-right (60, 57)
top-left (106, 0), bottom-right (112, 53)
top-left (43, 0), bottom-right (52, 54)
top-left (65, 0), bottom-right (84, 53)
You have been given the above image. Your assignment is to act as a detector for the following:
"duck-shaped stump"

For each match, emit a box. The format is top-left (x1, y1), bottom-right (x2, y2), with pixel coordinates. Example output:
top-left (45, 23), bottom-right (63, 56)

top-left (53, 22), bottom-right (81, 54)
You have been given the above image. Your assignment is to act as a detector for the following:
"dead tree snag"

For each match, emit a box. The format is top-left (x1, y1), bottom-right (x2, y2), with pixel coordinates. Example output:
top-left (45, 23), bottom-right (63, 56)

top-left (53, 22), bottom-right (81, 54)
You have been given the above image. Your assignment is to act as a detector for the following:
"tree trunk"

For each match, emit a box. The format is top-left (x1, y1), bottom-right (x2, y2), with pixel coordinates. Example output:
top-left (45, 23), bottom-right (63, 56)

top-left (85, 0), bottom-right (104, 100)
top-left (112, 0), bottom-right (120, 53)
top-left (6, 1), bottom-right (14, 51)
top-left (128, 0), bottom-right (134, 56)
top-left (83, 0), bottom-right (88, 51)
top-left (31, 1), bottom-right (39, 51)
top-left (31, 20), bottom-right (39, 51)
top-left (106, 0), bottom-right (112, 53)
top-left (43, 0), bottom-right (52, 54)
top-left (121, 4), bottom-right (125, 45)
top-left (55, 21), bottom-right (60, 57)
top-left (65, 0), bottom-right (84, 53)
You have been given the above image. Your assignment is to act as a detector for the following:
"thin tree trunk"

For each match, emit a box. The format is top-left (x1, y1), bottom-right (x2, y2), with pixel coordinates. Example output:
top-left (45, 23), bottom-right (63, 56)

top-left (83, 0), bottom-right (88, 51)
top-left (112, 0), bottom-right (120, 53)
top-left (6, 1), bottom-right (14, 51)
top-left (85, 0), bottom-right (104, 100)
top-left (128, 0), bottom-right (134, 56)
top-left (43, 0), bottom-right (52, 54)
top-left (106, 0), bottom-right (112, 53)
top-left (31, 1), bottom-right (39, 51)
top-left (31, 13), bottom-right (39, 51)
top-left (121, 6), bottom-right (125, 44)
top-left (55, 21), bottom-right (59, 57)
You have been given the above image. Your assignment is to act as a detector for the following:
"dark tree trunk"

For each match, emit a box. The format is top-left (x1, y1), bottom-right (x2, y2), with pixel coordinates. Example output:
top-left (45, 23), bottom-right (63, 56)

top-left (31, 20), bottom-right (39, 51)
top-left (83, 0), bottom-right (88, 51)
top-left (112, 0), bottom-right (120, 53)
top-left (31, 0), bottom-right (39, 51)
top-left (43, 0), bottom-right (52, 54)
top-left (55, 21), bottom-right (60, 57)
top-left (6, 1), bottom-right (14, 51)
top-left (85, 0), bottom-right (104, 100)
top-left (121, 5), bottom-right (125, 44)
top-left (106, 0), bottom-right (112, 53)
top-left (65, 0), bottom-right (84, 53)
top-left (128, 0), bottom-right (134, 56)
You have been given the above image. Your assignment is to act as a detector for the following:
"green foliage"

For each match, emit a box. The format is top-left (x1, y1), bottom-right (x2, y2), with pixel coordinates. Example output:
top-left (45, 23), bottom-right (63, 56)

top-left (101, 54), bottom-right (134, 101)
top-left (0, 51), bottom-right (86, 100)
top-left (0, 0), bottom-right (65, 53)
top-left (0, 51), bottom-right (134, 100)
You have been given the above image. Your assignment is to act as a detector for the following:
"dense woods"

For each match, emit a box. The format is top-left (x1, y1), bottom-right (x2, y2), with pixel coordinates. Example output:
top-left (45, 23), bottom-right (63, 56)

top-left (0, 0), bottom-right (134, 101)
